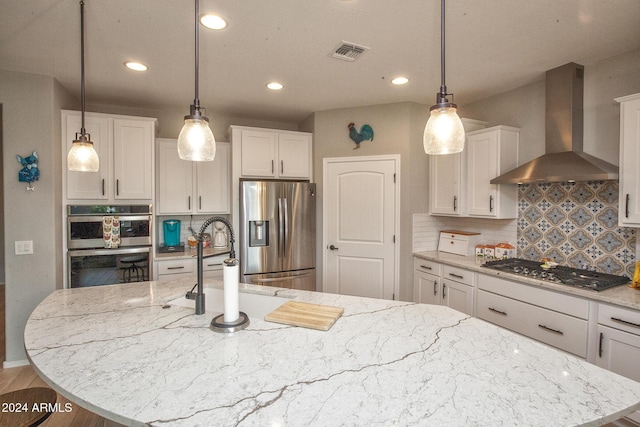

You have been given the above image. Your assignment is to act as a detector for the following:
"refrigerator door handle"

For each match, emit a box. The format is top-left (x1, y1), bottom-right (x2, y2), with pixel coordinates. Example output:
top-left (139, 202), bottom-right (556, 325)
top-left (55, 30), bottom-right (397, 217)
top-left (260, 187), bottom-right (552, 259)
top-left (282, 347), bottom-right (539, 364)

top-left (251, 272), bottom-right (313, 283)
top-left (278, 198), bottom-right (285, 258)
top-left (282, 196), bottom-right (289, 258)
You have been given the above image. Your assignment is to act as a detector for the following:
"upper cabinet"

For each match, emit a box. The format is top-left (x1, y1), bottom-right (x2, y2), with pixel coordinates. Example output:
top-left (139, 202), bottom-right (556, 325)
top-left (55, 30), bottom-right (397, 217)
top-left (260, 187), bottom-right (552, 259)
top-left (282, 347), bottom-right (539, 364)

top-left (63, 110), bottom-right (156, 202)
top-left (231, 126), bottom-right (312, 180)
top-left (466, 126), bottom-right (519, 219)
top-left (156, 138), bottom-right (230, 215)
top-left (429, 119), bottom-right (486, 216)
top-left (617, 93), bottom-right (640, 226)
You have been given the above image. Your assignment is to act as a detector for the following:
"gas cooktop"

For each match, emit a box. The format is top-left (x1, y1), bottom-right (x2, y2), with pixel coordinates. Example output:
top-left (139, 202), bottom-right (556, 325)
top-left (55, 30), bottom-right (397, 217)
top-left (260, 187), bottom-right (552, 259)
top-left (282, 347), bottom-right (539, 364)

top-left (482, 258), bottom-right (629, 291)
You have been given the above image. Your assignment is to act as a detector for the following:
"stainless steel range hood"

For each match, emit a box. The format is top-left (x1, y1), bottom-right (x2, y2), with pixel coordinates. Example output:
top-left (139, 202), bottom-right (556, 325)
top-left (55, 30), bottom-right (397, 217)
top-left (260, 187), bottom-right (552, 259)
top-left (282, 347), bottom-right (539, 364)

top-left (490, 63), bottom-right (619, 184)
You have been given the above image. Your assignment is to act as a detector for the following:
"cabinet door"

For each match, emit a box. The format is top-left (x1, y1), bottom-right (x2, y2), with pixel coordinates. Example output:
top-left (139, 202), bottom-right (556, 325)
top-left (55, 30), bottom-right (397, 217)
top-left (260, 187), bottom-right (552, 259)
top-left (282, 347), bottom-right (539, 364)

top-left (429, 153), bottom-right (461, 215)
top-left (278, 133), bottom-right (311, 178)
top-left (466, 131), bottom-right (498, 217)
top-left (113, 118), bottom-right (154, 199)
top-left (196, 142), bottom-right (229, 213)
top-left (65, 113), bottom-right (110, 200)
top-left (157, 139), bottom-right (193, 214)
top-left (619, 96), bottom-right (640, 225)
top-left (240, 130), bottom-right (277, 177)
top-left (596, 324), bottom-right (640, 382)
top-left (414, 269), bottom-right (440, 305)
top-left (441, 280), bottom-right (474, 316)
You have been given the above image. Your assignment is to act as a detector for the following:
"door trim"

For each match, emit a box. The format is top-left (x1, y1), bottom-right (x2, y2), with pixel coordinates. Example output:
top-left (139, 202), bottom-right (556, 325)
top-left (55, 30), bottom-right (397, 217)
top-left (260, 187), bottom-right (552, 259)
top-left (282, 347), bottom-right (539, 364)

top-left (322, 154), bottom-right (400, 299)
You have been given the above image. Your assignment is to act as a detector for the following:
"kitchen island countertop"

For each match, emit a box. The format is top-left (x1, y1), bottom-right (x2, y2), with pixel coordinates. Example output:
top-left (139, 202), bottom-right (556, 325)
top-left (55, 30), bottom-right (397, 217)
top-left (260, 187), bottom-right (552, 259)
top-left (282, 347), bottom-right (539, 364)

top-left (25, 279), bottom-right (640, 426)
top-left (414, 251), bottom-right (640, 310)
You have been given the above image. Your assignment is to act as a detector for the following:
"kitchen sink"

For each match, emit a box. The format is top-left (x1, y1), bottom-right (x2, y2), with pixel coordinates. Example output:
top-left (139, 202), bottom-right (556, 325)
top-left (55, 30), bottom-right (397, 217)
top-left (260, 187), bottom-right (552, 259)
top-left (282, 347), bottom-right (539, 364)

top-left (167, 287), bottom-right (288, 319)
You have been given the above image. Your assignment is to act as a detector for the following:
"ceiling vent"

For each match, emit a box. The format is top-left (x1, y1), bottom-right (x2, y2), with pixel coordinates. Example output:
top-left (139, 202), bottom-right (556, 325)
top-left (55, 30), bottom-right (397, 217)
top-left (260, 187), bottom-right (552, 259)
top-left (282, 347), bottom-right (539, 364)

top-left (330, 41), bottom-right (370, 62)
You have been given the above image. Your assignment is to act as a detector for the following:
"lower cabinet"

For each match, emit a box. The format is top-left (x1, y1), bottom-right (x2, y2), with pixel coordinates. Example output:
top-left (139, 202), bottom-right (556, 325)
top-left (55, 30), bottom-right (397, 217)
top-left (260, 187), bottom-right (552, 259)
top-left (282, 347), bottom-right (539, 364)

top-left (155, 255), bottom-right (225, 282)
top-left (476, 273), bottom-right (589, 358)
top-left (413, 259), bottom-right (474, 316)
top-left (596, 303), bottom-right (640, 423)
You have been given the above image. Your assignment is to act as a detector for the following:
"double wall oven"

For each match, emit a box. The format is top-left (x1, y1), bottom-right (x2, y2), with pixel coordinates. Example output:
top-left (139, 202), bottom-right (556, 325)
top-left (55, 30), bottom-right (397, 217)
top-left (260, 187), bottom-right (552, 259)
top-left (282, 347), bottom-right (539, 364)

top-left (66, 205), bottom-right (153, 288)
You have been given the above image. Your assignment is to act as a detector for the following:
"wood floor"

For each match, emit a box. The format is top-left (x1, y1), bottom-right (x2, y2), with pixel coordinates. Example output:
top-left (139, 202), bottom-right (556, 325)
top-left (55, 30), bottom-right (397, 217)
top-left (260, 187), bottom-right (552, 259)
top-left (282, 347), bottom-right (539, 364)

top-left (0, 285), bottom-right (105, 426)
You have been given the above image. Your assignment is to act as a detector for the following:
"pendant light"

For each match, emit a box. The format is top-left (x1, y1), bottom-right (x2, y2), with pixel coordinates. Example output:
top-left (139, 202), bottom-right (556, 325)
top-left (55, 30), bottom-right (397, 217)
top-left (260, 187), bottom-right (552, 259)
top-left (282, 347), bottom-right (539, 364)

top-left (67, 0), bottom-right (99, 172)
top-left (423, 0), bottom-right (465, 155)
top-left (177, 0), bottom-right (216, 161)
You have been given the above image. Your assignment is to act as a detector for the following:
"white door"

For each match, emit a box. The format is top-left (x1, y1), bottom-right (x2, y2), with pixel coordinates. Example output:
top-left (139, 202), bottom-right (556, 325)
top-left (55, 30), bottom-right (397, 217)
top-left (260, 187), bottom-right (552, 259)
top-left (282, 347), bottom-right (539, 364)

top-left (324, 156), bottom-right (398, 300)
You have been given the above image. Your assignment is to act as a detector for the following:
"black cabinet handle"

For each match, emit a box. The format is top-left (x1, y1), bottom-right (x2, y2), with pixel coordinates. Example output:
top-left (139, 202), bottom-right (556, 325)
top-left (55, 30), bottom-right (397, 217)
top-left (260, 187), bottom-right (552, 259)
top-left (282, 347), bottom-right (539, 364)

top-left (281, 160), bottom-right (284, 174)
top-left (420, 264), bottom-right (432, 271)
top-left (271, 160), bottom-right (274, 174)
top-left (611, 316), bottom-right (640, 329)
top-left (101, 179), bottom-right (105, 196)
top-left (488, 307), bottom-right (507, 316)
top-left (489, 195), bottom-right (494, 212)
top-left (442, 283), bottom-right (447, 298)
top-left (433, 280), bottom-right (438, 296)
top-left (167, 266), bottom-right (185, 270)
top-left (626, 194), bottom-right (630, 218)
top-left (538, 324), bottom-right (564, 335)
top-left (188, 196), bottom-right (191, 210)
top-left (448, 273), bottom-right (464, 279)
top-left (116, 179), bottom-right (120, 196)
top-left (199, 196), bottom-right (202, 210)
top-left (453, 196), bottom-right (457, 212)
top-left (599, 332), bottom-right (604, 358)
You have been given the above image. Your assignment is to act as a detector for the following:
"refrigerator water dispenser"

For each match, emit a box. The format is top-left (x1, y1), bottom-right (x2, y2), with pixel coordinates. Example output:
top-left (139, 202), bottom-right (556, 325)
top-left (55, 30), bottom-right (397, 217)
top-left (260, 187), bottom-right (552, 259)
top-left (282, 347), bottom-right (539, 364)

top-left (249, 221), bottom-right (269, 247)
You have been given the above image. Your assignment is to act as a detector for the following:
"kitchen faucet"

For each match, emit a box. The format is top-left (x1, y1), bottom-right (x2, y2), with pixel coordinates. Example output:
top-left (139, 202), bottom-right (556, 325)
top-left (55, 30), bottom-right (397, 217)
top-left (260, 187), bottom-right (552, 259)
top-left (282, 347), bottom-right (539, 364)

top-left (186, 216), bottom-right (235, 315)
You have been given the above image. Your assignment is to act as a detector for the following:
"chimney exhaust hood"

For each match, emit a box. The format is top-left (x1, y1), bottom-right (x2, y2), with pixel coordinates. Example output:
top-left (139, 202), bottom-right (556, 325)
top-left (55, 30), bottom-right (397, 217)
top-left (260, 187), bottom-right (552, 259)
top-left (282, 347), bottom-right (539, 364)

top-left (490, 63), bottom-right (618, 185)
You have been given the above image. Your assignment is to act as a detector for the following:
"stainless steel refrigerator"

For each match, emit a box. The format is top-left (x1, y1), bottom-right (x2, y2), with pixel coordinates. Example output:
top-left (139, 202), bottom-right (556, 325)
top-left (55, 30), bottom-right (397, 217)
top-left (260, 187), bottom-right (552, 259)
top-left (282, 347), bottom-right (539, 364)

top-left (240, 180), bottom-right (316, 291)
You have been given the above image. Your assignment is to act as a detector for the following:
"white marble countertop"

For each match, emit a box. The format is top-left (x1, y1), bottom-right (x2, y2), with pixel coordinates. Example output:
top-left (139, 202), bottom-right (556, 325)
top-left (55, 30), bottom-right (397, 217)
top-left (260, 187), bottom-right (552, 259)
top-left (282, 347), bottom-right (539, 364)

top-left (414, 251), bottom-right (640, 310)
top-left (25, 279), bottom-right (640, 426)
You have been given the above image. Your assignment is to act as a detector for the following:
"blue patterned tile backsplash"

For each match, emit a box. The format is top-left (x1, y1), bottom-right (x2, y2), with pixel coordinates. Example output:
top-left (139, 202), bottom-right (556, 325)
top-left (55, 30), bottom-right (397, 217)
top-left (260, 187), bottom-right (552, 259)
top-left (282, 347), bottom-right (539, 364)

top-left (517, 181), bottom-right (636, 277)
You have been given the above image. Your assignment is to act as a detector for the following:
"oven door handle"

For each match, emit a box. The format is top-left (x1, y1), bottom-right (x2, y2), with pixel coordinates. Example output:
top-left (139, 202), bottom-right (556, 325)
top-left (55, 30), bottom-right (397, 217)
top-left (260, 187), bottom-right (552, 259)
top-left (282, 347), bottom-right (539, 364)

top-left (67, 214), bottom-right (152, 223)
top-left (67, 246), bottom-right (152, 257)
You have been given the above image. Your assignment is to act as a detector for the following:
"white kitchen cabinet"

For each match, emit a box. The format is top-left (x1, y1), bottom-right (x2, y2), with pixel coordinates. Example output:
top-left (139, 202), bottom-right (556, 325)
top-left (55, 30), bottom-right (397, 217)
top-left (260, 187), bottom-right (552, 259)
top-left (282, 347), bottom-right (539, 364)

top-left (231, 126), bottom-right (312, 180)
top-left (465, 126), bottom-right (519, 218)
top-left (63, 110), bottom-right (156, 202)
top-left (156, 138), bottom-right (230, 215)
top-left (413, 258), bottom-right (474, 316)
top-left (476, 273), bottom-right (589, 358)
top-left (155, 254), bottom-right (225, 282)
top-left (596, 303), bottom-right (640, 424)
top-left (429, 119), bottom-right (486, 216)
top-left (616, 93), bottom-right (640, 226)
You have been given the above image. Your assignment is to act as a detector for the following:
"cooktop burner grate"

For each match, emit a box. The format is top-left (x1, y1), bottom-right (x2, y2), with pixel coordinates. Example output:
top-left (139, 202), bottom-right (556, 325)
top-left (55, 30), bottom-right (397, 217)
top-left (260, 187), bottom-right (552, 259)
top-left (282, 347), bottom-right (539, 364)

top-left (482, 258), bottom-right (629, 291)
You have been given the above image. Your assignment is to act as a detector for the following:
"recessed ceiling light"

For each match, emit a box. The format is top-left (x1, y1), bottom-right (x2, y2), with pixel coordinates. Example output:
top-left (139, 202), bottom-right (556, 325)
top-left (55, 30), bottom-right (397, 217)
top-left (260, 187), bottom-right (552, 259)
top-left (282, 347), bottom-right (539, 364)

top-left (266, 82), bottom-right (284, 91)
top-left (391, 77), bottom-right (409, 85)
top-left (124, 61), bottom-right (148, 72)
top-left (200, 14), bottom-right (227, 30)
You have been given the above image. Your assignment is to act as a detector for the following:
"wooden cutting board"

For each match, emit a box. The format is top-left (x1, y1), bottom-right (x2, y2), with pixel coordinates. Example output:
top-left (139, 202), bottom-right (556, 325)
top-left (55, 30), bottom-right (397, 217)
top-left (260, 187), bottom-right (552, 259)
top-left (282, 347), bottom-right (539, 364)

top-left (264, 301), bottom-right (344, 331)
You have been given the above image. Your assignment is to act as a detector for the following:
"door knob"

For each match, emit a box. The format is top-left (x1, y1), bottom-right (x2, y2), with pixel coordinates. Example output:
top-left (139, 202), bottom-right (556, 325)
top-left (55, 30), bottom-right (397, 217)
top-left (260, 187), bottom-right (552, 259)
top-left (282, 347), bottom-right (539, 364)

top-left (328, 244), bottom-right (339, 251)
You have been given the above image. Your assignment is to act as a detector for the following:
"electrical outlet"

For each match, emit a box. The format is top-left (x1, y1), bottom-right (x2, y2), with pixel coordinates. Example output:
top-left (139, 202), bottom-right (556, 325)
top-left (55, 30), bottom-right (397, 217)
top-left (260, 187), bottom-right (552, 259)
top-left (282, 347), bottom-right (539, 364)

top-left (15, 240), bottom-right (33, 255)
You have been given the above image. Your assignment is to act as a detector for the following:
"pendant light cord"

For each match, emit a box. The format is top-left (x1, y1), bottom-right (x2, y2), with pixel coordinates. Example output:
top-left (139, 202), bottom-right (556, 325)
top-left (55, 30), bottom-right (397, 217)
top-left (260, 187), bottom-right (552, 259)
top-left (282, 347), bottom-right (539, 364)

top-left (193, 0), bottom-right (200, 111)
top-left (439, 0), bottom-right (446, 96)
top-left (80, 0), bottom-right (86, 134)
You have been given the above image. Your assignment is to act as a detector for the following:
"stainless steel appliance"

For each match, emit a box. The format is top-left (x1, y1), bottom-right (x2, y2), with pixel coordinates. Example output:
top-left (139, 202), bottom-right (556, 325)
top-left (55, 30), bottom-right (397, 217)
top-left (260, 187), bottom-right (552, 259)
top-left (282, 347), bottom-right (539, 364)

top-left (482, 258), bottom-right (629, 291)
top-left (240, 180), bottom-right (316, 291)
top-left (66, 205), bottom-right (153, 288)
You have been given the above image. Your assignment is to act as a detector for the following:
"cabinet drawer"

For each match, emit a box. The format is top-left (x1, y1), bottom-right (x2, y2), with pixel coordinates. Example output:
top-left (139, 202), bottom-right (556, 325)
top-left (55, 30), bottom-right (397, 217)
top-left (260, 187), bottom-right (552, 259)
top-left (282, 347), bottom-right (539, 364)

top-left (598, 303), bottom-right (640, 335)
top-left (413, 258), bottom-right (441, 275)
top-left (477, 274), bottom-right (589, 319)
top-left (157, 259), bottom-right (194, 275)
top-left (477, 290), bottom-right (588, 357)
top-left (442, 265), bottom-right (474, 286)
top-left (202, 254), bottom-right (226, 271)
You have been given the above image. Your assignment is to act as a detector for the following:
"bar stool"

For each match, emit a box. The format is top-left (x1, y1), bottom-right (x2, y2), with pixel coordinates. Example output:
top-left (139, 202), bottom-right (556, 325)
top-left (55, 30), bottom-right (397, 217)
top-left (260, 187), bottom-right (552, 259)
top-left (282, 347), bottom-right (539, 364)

top-left (120, 256), bottom-right (147, 282)
top-left (0, 387), bottom-right (58, 427)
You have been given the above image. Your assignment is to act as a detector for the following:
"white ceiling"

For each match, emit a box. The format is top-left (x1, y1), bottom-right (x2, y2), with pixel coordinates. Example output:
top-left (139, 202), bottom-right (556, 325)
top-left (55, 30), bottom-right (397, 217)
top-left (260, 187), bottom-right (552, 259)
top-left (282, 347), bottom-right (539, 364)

top-left (2, 0), bottom-right (640, 124)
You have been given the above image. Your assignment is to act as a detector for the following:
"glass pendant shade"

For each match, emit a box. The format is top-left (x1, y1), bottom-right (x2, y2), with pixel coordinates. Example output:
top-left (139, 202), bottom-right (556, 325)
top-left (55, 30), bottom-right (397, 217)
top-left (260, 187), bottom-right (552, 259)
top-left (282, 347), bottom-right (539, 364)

top-left (177, 117), bottom-right (216, 161)
top-left (67, 137), bottom-right (99, 172)
top-left (423, 106), bottom-right (465, 155)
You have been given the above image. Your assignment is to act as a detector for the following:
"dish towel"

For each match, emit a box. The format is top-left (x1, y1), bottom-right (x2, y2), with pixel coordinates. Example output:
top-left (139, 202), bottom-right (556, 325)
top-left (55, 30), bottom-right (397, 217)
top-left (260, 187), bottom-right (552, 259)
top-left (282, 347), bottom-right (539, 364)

top-left (103, 216), bottom-right (121, 248)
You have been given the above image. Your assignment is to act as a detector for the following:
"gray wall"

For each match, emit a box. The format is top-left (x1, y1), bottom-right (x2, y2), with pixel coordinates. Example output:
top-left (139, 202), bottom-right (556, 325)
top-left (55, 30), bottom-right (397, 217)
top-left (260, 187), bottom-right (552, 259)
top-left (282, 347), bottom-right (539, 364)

top-left (307, 102), bottom-right (429, 302)
top-left (0, 70), bottom-right (74, 364)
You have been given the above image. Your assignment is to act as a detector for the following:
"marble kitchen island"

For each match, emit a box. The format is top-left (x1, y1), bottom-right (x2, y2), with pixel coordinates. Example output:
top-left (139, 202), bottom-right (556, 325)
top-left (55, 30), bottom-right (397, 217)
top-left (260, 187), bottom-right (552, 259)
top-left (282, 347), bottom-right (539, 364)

top-left (24, 279), bottom-right (640, 426)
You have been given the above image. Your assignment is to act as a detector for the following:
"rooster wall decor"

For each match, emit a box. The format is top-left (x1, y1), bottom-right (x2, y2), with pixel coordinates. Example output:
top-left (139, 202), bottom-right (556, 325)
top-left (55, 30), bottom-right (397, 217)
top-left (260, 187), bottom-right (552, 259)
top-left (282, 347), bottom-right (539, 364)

top-left (348, 123), bottom-right (374, 149)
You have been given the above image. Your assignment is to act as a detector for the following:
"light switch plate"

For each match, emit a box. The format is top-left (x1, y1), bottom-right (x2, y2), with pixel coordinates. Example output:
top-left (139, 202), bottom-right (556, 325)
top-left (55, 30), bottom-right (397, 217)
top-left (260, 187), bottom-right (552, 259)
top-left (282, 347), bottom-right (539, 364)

top-left (15, 240), bottom-right (33, 255)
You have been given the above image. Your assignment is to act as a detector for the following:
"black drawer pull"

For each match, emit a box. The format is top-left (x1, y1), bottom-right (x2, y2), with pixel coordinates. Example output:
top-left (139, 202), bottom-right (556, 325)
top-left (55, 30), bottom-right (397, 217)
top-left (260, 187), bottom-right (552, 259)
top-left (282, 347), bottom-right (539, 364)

top-left (538, 324), bottom-right (564, 335)
top-left (488, 307), bottom-right (507, 316)
top-left (167, 266), bottom-right (185, 270)
top-left (448, 273), bottom-right (464, 279)
top-left (599, 332), bottom-right (604, 358)
top-left (611, 317), bottom-right (640, 329)
top-left (420, 264), bottom-right (432, 270)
